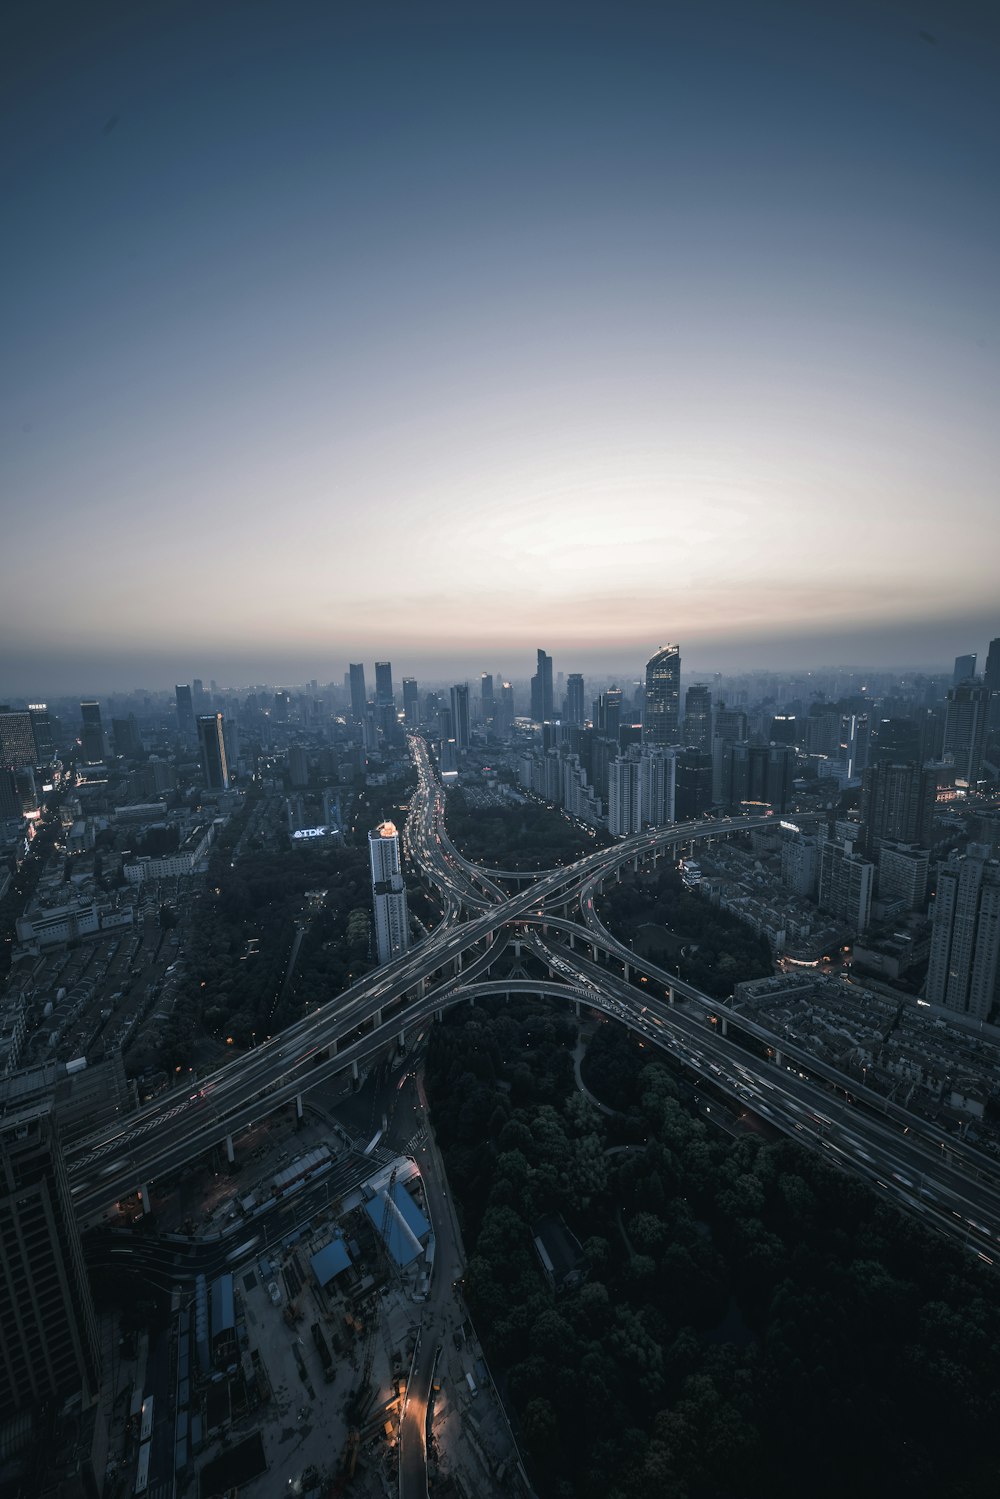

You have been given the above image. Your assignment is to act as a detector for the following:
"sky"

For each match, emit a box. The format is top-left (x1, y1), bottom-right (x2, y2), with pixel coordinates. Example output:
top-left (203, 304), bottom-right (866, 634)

top-left (2, 0), bottom-right (999, 694)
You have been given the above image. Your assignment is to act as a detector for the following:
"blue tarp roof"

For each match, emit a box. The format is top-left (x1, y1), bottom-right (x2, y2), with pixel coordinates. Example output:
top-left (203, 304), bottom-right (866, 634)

top-left (391, 1182), bottom-right (430, 1241)
top-left (310, 1236), bottom-right (351, 1287)
top-left (210, 1273), bottom-right (235, 1336)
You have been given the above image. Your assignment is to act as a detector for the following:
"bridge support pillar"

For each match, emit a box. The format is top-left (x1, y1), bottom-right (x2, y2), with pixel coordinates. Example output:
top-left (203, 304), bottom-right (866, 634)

top-left (773, 1049), bottom-right (782, 1068)
top-left (623, 962), bottom-right (630, 983)
top-left (435, 1008), bottom-right (444, 1021)
top-left (667, 986), bottom-right (675, 1005)
top-left (139, 1184), bottom-right (151, 1214)
top-left (720, 1016), bottom-right (728, 1037)
top-left (513, 940), bottom-right (521, 958)
top-left (574, 999), bottom-right (581, 1017)
top-left (295, 1093), bottom-right (303, 1121)
top-left (374, 1008), bottom-right (382, 1029)
top-left (351, 1059), bottom-right (359, 1081)
top-left (398, 1029), bottom-right (406, 1053)
top-left (633, 854), bottom-right (639, 872)
top-left (225, 1134), bottom-right (235, 1165)
top-left (418, 976), bottom-right (427, 998)
top-left (567, 932), bottom-right (575, 951)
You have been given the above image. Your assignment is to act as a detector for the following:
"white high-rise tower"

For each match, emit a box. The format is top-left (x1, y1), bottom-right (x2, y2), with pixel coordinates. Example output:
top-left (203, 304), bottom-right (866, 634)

top-left (368, 822), bottom-right (410, 965)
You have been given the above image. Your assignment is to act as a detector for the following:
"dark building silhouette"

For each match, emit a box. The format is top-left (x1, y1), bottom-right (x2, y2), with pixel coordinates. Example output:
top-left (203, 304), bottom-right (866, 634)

top-left (530, 648), bottom-right (554, 723)
top-left (175, 683), bottom-right (195, 736)
top-left (674, 749), bottom-right (714, 820)
top-left (860, 761), bottom-right (936, 859)
top-left (197, 713), bottom-right (230, 790)
top-left (79, 701), bottom-right (105, 763)
top-left (349, 663), bottom-right (367, 722)
top-left (0, 1106), bottom-right (100, 1420)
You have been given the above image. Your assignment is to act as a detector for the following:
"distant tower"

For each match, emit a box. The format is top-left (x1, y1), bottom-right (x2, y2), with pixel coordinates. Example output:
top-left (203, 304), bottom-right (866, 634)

top-left (608, 757), bottom-right (641, 837)
top-left (375, 662), bottom-right (394, 708)
top-left (530, 649), bottom-right (554, 723)
top-left (565, 673), bottom-right (585, 726)
top-left (0, 1105), bottom-right (101, 1420)
top-left (368, 822), bottom-right (410, 965)
top-left (480, 673), bottom-right (495, 728)
top-left (943, 682), bottom-right (990, 784)
top-left (349, 663), bottom-right (367, 722)
top-left (79, 701), bottom-right (105, 763)
top-left (450, 685), bottom-right (470, 751)
top-left (683, 683), bottom-right (713, 753)
top-left (643, 645), bottom-right (681, 746)
top-left (402, 677), bottom-right (420, 727)
top-left (953, 653), bottom-right (977, 686)
top-left (197, 713), bottom-right (230, 790)
top-left (0, 709), bottom-right (37, 768)
top-left (175, 684), bottom-right (195, 737)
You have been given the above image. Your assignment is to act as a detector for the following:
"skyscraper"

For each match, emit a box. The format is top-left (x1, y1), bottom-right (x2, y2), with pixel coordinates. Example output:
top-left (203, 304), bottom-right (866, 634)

top-left (818, 841), bottom-right (874, 932)
top-left (943, 682), bottom-right (990, 783)
top-left (0, 1105), bottom-right (101, 1420)
top-left (953, 653), bottom-right (977, 686)
top-left (112, 714), bottom-right (143, 758)
top-left (608, 756), bottom-right (641, 837)
top-left (565, 673), bottom-right (585, 726)
top-left (860, 761), bottom-right (936, 859)
top-left (450, 684), bottom-right (470, 751)
top-left (0, 709), bottom-right (36, 768)
top-left (368, 822), bottom-right (410, 965)
top-left (349, 663), bottom-right (367, 722)
top-left (375, 661), bottom-right (394, 708)
top-left (197, 713), bottom-right (231, 790)
top-left (79, 701), bottom-right (105, 763)
top-left (674, 749), bottom-right (714, 819)
top-left (683, 683), bottom-right (713, 752)
top-left (175, 683), bottom-right (195, 736)
top-left (643, 644), bottom-right (681, 746)
top-left (402, 677), bottom-right (420, 727)
top-left (925, 845), bottom-right (1000, 1019)
top-left (27, 704), bottom-right (54, 761)
top-left (480, 673), bottom-right (495, 728)
top-left (530, 649), bottom-right (554, 723)
top-left (985, 638), bottom-right (1000, 692)
top-left (594, 687), bottom-right (623, 741)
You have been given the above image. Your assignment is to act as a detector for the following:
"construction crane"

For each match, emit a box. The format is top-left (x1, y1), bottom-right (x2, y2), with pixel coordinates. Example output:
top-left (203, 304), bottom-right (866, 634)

top-left (348, 1164), bottom-right (398, 1426)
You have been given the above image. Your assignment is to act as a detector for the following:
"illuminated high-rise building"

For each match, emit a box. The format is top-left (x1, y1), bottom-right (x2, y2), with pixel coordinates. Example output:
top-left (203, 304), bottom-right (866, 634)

top-left (683, 683), bottom-right (712, 752)
top-left (643, 644), bottom-right (681, 746)
top-left (0, 709), bottom-right (36, 769)
top-left (480, 673), bottom-right (495, 728)
top-left (368, 822), bottom-right (410, 965)
top-left (943, 682), bottom-right (990, 784)
top-left (197, 713), bottom-right (230, 790)
top-left (375, 661), bottom-right (394, 708)
top-left (926, 845), bottom-right (1000, 1019)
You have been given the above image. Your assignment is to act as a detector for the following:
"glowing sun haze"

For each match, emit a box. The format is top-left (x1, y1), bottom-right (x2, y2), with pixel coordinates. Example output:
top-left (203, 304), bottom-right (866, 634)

top-left (2, 0), bottom-right (998, 693)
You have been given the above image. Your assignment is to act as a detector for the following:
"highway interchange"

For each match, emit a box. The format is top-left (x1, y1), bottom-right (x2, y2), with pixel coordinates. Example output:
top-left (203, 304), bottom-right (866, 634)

top-left (66, 736), bottom-right (1000, 1271)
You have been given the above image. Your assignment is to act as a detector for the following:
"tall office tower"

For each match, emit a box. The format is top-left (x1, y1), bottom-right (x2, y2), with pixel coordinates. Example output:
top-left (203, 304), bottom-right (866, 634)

top-left (112, 714), bottom-right (143, 758)
top-left (375, 661), bottom-right (394, 707)
top-left (437, 705), bottom-right (453, 744)
top-left (223, 719), bottom-right (241, 774)
top-left (953, 653), bottom-right (977, 686)
top-left (877, 842), bottom-right (929, 912)
top-left (368, 821), bottom-right (410, 964)
top-left (711, 703), bottom-right (748, 802)
top-left (0, 709), bottom-right (36, 768)
top-left (450, 685), bottom-right (471, 751)
top-left (0, 1105), bottom-right (101, 1420)
top-left (565, 673), bottom-right (585, 726)
top-left (402, 677), bottom-right (420, 727)
top-left (175, 683), bottom-right (195, 736)
top-left (870, 717), bottom-right (922, 766)
top-left (985, 638), bottom-right (1000, 692)
top-left (480, 673), bottom-right (495, 725)
top-left (925, 845), bottom-right (1000, 1018)
top-left (683, 683), bottom-right (713, 752)
top-left (769, 714), bottom-right (797, 747)
top-left (818, 841), bottom-right (874, 933)
top-left (495, 681), bottom-right (514, 738)
top-left (840, 712), bottom-right (870, 778)
top-left (943, 682), bottom-right (990, 783)
top-left (288, 745), bottom-right (310, 788)
top-left (193, 677), bottom-right (207, 712)
top-left (0, 768), bottom-right (20, 820)
top-left (639, 746), bottom-right (676, 826)
top-left (197, 713), bottom-right (230, 790)
top-left (530, 648), bottom-right (554, 723)
top-left (349, 663), bottom-right (367, 722)
top-left (722, 742), bottom-right (793, 813)
top-left (608, 756), bottom-right (642, 837)
top-left (79, 701), bottom-right (105, 762)
top-left (674, 749), bottom-right (714, 820)
top-left (27, 704), bottom-right (54, 760)
top-left (273, 690), bottom-right (291, 722)
top-left (859, 761), bottom-right (936, 858)
top-left (594, 687), bottom-right (623, 741)
top-left (643, 644), bottom-right (681, 745)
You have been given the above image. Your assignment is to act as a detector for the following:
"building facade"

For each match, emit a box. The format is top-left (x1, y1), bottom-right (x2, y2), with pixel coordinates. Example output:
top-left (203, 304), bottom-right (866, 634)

top-left (368, 822), bottom-right (410, 965)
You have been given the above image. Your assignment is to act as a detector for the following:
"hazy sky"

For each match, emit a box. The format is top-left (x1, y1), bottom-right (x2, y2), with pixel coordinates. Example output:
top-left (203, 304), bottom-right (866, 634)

top-left (2, 1), bottom-right (998, 693)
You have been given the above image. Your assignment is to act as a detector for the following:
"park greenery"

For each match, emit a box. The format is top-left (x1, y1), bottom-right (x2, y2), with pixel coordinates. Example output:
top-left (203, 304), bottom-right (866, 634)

top-left (425, 999), bottom-right (1000, 1499)
top-left (443, 788), bottom-right (612, 869)
top-left (597, 863), bottom-right (773, 997)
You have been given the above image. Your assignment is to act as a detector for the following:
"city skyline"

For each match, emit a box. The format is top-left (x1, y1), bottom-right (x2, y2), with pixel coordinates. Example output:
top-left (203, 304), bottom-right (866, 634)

top-left (3, 1), bottom-right (999, 692)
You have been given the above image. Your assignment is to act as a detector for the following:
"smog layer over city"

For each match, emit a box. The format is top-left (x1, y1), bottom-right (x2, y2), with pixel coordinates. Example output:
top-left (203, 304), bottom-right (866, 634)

top-left (2, 4), bottom-right (999, 1499)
